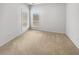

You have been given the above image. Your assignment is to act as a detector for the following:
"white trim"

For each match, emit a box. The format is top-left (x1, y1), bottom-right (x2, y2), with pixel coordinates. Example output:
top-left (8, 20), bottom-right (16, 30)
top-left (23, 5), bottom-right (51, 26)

top-left (32, 28), bottom-right (65, 34)
top-left (0, 29), bottom-right (29, 47)
top-left (66, 33), bottom-right (79, 49)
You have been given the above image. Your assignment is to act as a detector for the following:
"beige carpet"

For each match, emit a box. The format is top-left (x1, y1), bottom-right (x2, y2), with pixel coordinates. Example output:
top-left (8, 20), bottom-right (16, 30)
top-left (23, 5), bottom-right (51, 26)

top-left (0, 30), bottom-right (79, 55)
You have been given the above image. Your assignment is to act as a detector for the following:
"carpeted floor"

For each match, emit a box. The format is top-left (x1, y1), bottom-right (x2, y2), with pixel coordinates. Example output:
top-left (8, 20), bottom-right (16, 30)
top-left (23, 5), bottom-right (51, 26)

top-left (0, 30), bottom-right (79, 55)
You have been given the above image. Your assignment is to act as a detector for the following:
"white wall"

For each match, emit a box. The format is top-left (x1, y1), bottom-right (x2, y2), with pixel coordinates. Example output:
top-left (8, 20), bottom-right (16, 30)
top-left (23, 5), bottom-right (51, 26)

top-left (31, 3), bottom-right (66, 33)
top-left (0, 3), bottom-right (29, 46)
top-left (66, 3), bottom-right (79, 48)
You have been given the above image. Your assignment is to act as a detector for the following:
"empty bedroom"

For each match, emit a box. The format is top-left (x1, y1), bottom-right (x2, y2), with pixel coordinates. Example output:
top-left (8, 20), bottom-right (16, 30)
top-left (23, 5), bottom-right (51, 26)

top-left (0, 3), bottom-right (79, 55)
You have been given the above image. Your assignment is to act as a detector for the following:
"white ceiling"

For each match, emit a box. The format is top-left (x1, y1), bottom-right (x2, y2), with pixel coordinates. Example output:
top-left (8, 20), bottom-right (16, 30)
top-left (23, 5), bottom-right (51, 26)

top-left (26, 3), bottom-right (41, 5)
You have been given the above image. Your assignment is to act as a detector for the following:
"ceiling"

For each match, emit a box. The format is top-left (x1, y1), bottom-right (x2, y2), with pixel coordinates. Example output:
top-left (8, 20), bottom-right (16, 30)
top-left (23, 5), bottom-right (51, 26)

top-left (26, 3), bottom-right (41, 5)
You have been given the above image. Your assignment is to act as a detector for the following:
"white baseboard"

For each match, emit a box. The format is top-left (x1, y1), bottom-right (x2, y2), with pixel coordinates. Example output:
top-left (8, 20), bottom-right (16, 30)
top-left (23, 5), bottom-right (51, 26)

top-left (32, 28), bottom-right (65, 34)
top-left (0, 32), bottom-right (22, 47)
top-left (65, 34), bottom-right (79, 49)
top-left (0, 29), bottom-right (29, 47)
